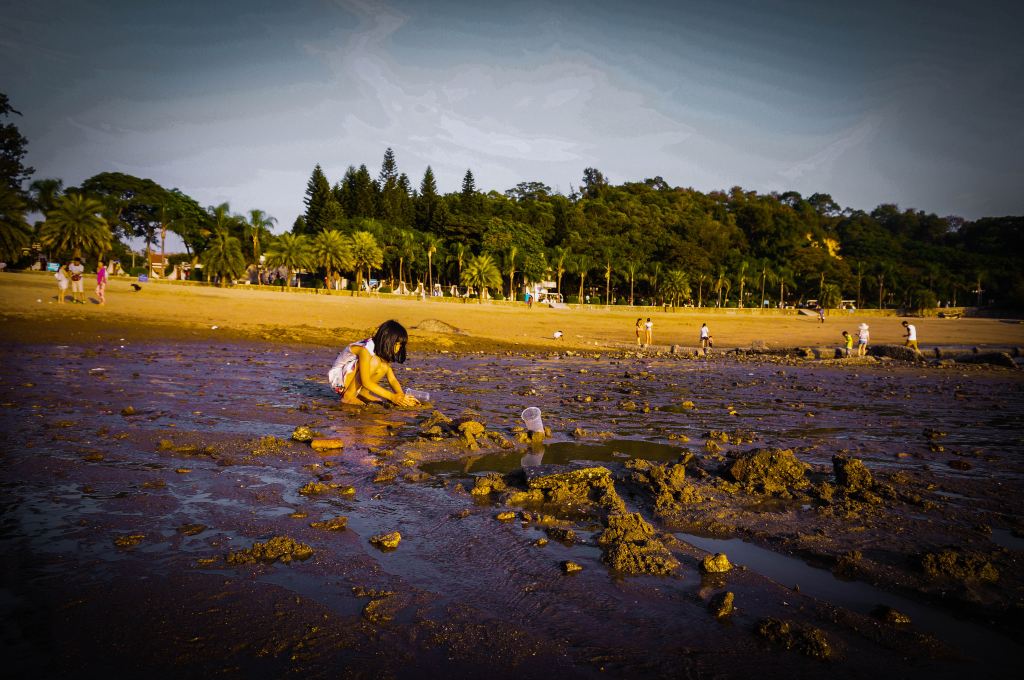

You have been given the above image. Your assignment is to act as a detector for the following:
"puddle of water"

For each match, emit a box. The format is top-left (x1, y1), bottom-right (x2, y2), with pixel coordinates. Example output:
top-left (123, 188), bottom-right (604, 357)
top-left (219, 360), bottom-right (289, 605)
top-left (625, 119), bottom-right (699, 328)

top-left (421, 439), bottom-right (687, 475)
top-left (991, 528), bottom-right (1024, 551)
top-left (677, 532), bottom-right (1022, 669)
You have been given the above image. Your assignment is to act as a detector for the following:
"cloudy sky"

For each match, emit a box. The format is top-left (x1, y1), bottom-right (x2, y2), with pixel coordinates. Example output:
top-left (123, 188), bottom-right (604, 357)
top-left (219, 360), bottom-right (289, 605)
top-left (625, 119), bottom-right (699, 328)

top-left (3, 0), bottom-right (1022, 240)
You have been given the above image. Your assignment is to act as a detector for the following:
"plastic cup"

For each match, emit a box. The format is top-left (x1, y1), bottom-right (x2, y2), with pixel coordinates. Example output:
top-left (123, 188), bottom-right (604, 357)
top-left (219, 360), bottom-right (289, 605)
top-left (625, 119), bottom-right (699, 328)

top-left (406, 388), bottom-right (431, 402)
top-left (521, 407), bottom-right (544, 432)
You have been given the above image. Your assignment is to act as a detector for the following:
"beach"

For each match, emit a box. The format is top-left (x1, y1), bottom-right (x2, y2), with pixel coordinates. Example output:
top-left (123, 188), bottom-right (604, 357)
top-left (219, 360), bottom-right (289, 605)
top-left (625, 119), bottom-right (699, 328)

top-left (1, 271), bottom-right (1023, 678)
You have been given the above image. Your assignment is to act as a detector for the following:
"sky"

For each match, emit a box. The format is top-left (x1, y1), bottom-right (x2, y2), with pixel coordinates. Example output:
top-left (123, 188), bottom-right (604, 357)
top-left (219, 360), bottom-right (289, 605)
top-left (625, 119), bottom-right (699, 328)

top-left (2, 0), bottom-right (1023, 250)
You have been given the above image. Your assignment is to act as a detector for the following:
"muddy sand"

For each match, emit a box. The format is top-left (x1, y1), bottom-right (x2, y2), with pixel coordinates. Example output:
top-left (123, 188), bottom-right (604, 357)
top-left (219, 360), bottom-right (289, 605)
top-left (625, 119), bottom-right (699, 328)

top-left (2, 273), bottom-right (1024, 678)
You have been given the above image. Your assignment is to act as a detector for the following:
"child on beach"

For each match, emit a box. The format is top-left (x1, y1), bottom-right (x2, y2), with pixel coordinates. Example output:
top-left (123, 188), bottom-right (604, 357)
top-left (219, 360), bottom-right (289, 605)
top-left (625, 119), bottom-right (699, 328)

top-left (96, 260), bottom-right (107, 305)
top-left (841, 330), bottom-right (853, 357)
top-left (328, 320), bottom-right (419, 407)
top-left (55, 264), bottom-right (69, 303)
top-left (635, 318), bottom-right (643, 346)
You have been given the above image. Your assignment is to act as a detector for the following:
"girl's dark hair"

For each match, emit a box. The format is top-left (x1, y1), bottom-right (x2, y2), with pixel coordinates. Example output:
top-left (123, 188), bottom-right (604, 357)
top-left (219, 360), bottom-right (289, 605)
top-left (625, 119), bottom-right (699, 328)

top-left (373, 320), bottom-right (408, 364)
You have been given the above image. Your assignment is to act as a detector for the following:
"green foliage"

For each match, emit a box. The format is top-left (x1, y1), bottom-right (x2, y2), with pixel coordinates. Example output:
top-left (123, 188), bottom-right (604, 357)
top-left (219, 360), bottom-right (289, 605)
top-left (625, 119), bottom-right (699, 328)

top-left (460, 253), bottom-right (502, 301)
top-left (349, 230), bottom-right (383, 290)
top-left (908, 288), bottom-right (938, 312)
top-left (311, 229), bottom-right (354, 280)
top-left (820, 283), bottom-right (842, 309)
top-left (264, 232), bottom-right (312, 287)
top-left (39, 193), bottom-right (112, 260)
top-left (661, 269), bottom-right (690, 307)
top-left (0, 183), bottom-right (32, 260)
top-left (201, 229), bottom-right (246, 285)
top-left (0, 93), bottom-right (34, 192)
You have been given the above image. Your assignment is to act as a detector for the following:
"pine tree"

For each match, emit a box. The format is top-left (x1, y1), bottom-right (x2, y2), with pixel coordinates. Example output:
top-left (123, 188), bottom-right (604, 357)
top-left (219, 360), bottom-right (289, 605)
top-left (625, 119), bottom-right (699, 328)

top-left (416, 166), bottom-right (441, 233)
top-left (303, 164), bottom-right (332, 234)
top-left (377, 147), bottom-right (403, 223)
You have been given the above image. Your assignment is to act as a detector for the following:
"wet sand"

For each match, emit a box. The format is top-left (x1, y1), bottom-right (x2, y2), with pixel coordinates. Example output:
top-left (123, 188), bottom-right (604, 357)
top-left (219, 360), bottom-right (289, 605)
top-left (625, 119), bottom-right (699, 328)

top-left (2, 272), bottom-right (1024, 678)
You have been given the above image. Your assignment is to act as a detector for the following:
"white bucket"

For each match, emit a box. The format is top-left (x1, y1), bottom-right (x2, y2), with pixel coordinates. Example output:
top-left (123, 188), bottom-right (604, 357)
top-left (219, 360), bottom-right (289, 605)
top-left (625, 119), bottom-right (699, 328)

top-left (521, 407), bottom-right (544, 432)
top-left (406, 388), bottom-right (431, 402)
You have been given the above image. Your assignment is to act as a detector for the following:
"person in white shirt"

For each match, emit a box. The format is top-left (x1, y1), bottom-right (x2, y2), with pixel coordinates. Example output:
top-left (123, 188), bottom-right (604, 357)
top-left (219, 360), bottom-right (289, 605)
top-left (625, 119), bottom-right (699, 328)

top-left (857, 323), bottom-right (870, 356)
top-left (68, 257), bottom-right (85, 304)
top-left (700, 323), bottom-right (711, 354)
top-left (55, 264), bottom-right (69, 303)
top-left (902, 320), bottom-right (919, 351)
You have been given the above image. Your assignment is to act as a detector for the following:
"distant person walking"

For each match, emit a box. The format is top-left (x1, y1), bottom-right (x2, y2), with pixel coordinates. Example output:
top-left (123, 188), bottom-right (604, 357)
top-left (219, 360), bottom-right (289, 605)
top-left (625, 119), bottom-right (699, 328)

top-left (55, 264), bottom-right (69, 303)
top-left (635, 318), bottom-right (643, 347)
top-left (700, 322), bottom-right (711, 355)
top-left (68, 257), bottom-right (85, 304)
top-left (817, 305), bottom-right (825, 323)
top-left (857, 323), bottom-right (870, 356)
top-left (644, 318), bottom-right (653, 347)
top-left (96, 260), bottom-right (108, 305)
top-left (902, 320), bottom-right (918, 351)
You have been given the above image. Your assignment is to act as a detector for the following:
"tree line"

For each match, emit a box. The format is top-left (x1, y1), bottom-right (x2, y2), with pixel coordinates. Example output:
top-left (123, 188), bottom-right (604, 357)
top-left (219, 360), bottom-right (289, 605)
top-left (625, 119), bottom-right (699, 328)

top-left (2, 92), bottom-right (1021, 308)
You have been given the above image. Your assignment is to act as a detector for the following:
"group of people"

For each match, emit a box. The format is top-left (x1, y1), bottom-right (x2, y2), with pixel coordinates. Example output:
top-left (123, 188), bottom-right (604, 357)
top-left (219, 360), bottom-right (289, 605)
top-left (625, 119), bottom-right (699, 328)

top-left (840, 320), bottom-right (918, 357)
top-left (54, 257), bottom-right (107, 305)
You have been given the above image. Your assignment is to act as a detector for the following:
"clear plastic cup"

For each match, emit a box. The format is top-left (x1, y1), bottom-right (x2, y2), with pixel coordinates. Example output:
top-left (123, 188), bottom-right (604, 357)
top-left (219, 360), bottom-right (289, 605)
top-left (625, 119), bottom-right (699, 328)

top-left (521, 407), bottom-right (544, 432)
top-left (406, 388), bottom-right (431, 402)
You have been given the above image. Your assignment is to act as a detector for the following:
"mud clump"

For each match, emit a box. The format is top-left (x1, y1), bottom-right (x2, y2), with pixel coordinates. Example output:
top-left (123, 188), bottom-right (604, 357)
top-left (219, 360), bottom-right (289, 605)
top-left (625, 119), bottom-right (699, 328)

top-left (226, 536), bottom-right (313, 565)
top-left (113, 534), bottom-right (145, 549)
top-left (921, 548), bottom-right (999, 582)
top-left (626, 459), bottom-right (702, 515)
top-left (755, 618), bottom-right (833, 659)
top-left (833, 455), bottom-right (874, 493)
top-left (370, 531), bottom-right (402, 550)
top-left (471, 472), bottom-right (508, 496)
top-left (419, 410), bottom-right (454, 439)
top-left (309, 516), bottom-right (348, 531)
top-left (250, 435), bottom-right (288, 456)
top-left (597, 513), bottom-right (680, 576)
top-left (373, 464), bottom-right (400, 483)
top-left (701, 553), bottom-right (733, 573)
top-left (298, 481), bottom-right (355, 496)
top-left (456, 419), bottom-right (486, 449)
top-left (177, 523), bottom-right (206, 536)
top-left (872, 606), bottom-right (911, 625)
top-left (495, 511), bottom-right (517, 522)
top-left (726, 448), bottom-right (809, 496)
top-left (521, 466), bottom-right (627, 517)
top-left (561, 561), bottom-right (583, 574)
top-left (310, 438), bottom-right (344, 451)
top-left (545, 526), bottom-right (577, 544)
top-left (291, 425), bottom-right (315, 442)
top-left (709, 591), bottom-right (734, 618)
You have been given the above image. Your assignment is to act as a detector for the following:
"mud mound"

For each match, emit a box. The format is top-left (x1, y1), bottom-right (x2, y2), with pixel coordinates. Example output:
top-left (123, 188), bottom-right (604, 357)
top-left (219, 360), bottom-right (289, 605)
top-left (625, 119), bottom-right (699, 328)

top-left (832, 455), bottom-right (874, 493)
top-left (522, 466), bottom-right (627, 517)
top-left (626, 459), bottom-right (702, 514)
top-left (726, 448), bottom-right (809, 496)
top-left (226, 536), bottom-right (313, 564)
top-left (921, 548), bottom-right (999, 582)
top-left (598, 513), bottom-right (680, 576)
top-left (755, 618), bottom-right (833, 659)
top-left (413, 319), bottom-right (467, 335)
top-left (870, 344), bottom-right (924, 362)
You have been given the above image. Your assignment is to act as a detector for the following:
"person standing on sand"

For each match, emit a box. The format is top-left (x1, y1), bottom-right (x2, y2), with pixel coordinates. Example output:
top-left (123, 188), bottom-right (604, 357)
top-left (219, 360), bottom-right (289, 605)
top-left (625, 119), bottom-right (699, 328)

top-left (857, 323), bottom-right (870, 356)
top-left (644, 318), bottom-right (653, 347)
top-left (96, 260), bottom-right (108, 305)
top-left (55, 264), bottom-right (69, 303)
top-left (68, 257), bottom-right (85, 304)
top-left (841, 330), bottom-right (853, 357)
top-left (700, 322), bottom-right (711, 355)
top-left (902, 320), bottom-right (919, 351)
top-left (817, 305), bottom-right (825, 323)
top-left (635, 318), bottom-right (643, 347)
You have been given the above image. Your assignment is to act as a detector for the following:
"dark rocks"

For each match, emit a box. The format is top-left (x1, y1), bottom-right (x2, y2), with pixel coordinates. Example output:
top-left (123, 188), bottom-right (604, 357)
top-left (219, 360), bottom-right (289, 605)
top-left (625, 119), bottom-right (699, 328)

top-left (921, 548), bottom-right (999, 582)
top-left (522, 466), bottom-right (627, 517)
top-left (755, 618), bottom-right (833, 659)
top-left (597, 513), bottom-right (680, 576)
top-left (954, 352), bottom-right (1017, 368)
top-left (701, 553), bottom-right (733, 573)
top-left (832, 456), bottom-right (874, 493)
top-left (872, 605), bottom-right (911, 625)
top-left (309, 516), bottom-right (348, 531)
top-left (369, 531), bottom-right (402, 550)
top-left (709, 591), bottom-right (734, 618)
top-left (869, 344), bottom-right (924, 362)
top-left (625, 459), bottom-right (702, 515)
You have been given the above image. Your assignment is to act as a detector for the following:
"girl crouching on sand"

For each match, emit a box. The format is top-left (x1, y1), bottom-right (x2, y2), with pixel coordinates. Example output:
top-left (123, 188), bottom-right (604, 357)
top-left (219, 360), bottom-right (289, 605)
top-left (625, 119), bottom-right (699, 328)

top-left (329, 320), bottom-right (419, 406)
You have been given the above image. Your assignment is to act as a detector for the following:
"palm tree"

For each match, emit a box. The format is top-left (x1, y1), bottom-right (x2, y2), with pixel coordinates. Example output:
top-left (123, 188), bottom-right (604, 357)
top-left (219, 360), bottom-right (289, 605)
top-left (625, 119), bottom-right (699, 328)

top-left (350, 230), bottom-right (383, 292)
top-left (264, 232), bottom-right (312, 287)
top-left (201, 229), bottom-right (246, 285)
top-left (602, 249), bottom-right (614, 306)
top-left (504, 245), bottom-right (518, 299)
top-left (28, 178), bottom-right (64, 216)
top-left (245, 209), bottom-right (276, 266)
top-left (646, 262), bottom-right (662, 305)
top-left (39, 193), bottom-right (112, 260)
top-left (713, 267), bottom-right (729, 307)
top-left (776, 266), bottom-right (794, 308)
top-left (661, 269), bottom-right (690, 307)
top-left (695, 271), bottom-right (708, 307)
top-left (446, 242), bottom-right (468, 285)
top-left (758, 261), bottom-right (776, 309)
top-left (393, 228), bottom-right (416, 292)
top-left (460, 253), bottom-right (502, 302)
top-left (624, 258), bottom-right (640, 306)
top-left (0, 184), bottom-right (32, 261)
top-left (573, 254), bottom-right (592, 303)
top-left (736, 260), bottom-right (749, 308)
top-left (551, 245), bottom-right (571, 295)
top-left (311, 229), bottom-right (353, 289)
top-left (423, 233), bottom-right (441, 292)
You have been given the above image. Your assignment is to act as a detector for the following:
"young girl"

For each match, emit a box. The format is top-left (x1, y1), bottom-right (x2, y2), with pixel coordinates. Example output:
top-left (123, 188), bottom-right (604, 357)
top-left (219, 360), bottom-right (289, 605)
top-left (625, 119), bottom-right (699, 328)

top-left (328, 320), bottom-right (419, 406)
top-left (55, 264), bottom-right (69, 303)
top-left (635, 318), bottom-right (643, 346)
top-left (96, 260), bottom-right (107, 305)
